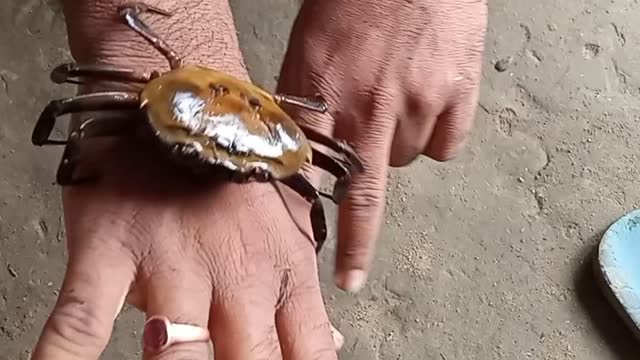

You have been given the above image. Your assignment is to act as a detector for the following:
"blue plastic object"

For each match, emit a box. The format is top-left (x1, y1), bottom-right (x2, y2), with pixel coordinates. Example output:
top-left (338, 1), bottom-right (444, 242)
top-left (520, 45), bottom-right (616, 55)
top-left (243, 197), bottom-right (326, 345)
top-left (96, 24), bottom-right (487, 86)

top-left (595, 209), bottom-right (640, 340)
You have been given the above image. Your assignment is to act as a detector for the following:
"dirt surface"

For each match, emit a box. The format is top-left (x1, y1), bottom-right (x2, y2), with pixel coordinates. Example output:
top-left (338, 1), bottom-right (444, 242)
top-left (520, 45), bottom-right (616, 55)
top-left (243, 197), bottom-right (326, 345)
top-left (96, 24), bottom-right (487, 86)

top-left (1, 0), bottom-right (640, 359)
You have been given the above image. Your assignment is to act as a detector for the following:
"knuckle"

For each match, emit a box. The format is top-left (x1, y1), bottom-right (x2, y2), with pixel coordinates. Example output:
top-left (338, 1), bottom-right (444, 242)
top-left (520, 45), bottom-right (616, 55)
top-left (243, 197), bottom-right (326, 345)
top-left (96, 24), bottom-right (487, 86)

top-left (427, 107), bottom-right (475, 162)
top-left (339, 242), bottom-right (370, 263)
top-left (430, 150), bottom-right (458, 162)
top-left (347, 181), bottom-right (386, 211)
top-left (412, 93), bottom-right (448, 122)
top-left (276, 269), bottom-right (294, 310)
top-left (388, 139), bottom-right (422, 167)
top-left (428, 138), bottom-right (467, 162)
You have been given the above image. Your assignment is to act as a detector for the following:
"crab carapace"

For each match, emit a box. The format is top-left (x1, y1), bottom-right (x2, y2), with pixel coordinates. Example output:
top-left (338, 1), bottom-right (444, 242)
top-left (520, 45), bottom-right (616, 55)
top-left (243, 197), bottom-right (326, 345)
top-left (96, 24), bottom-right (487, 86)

top-left (31, 2), bottom-right (364, 254)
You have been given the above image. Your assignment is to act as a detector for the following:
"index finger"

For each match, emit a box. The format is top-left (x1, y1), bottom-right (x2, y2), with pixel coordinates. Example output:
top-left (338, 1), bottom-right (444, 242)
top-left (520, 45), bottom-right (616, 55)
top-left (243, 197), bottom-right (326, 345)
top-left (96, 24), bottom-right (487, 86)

top-left (333, 93), bottom-right (397, 292)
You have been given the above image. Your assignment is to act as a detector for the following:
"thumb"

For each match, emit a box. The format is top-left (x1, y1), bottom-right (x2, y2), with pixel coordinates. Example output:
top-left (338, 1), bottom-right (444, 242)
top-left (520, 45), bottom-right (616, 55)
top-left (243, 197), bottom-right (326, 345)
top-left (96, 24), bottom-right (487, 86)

top-left (334, 97), bottom-right (396, 293)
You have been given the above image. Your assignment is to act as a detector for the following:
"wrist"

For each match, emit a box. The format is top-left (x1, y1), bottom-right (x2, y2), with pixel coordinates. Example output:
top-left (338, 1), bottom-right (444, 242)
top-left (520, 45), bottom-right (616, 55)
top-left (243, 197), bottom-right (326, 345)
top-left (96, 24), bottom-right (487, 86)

top-left (60, 0), bottom-right (249, 82)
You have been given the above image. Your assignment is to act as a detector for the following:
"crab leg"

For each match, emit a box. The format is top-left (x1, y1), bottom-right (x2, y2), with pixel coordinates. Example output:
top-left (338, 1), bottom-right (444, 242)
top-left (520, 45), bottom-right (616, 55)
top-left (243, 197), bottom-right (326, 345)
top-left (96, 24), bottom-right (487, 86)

top-left (309, 147), bottom-right (354, 204)
top-left (32, 92), bottom-right (143, 185)
top-left (50, 62), bottom-right (156, 85)
top-left (32, 92), bottom-right (141, 146)
top-left (273, 93), bottom-right (328, 113)
top-left (118, 3), bottom-right (182, 70)
top-left (279, 174), bottom-right (328, 254)
top-left (274, 93), bottom-right (363, 178)
top-left (229, 166), bottom-right (328, 253)
top-left (298, 125), bottom-right (364, 173)
top-left (56, 114), bottom-right (144, 186)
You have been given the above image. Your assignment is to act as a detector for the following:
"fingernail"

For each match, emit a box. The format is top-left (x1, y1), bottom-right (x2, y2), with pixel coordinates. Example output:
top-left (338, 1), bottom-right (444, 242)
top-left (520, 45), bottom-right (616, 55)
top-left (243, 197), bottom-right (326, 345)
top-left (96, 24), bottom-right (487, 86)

top-left (335, 269), bottom-right (367, 293)
top-left (331, 324), bottom-right (345, 350)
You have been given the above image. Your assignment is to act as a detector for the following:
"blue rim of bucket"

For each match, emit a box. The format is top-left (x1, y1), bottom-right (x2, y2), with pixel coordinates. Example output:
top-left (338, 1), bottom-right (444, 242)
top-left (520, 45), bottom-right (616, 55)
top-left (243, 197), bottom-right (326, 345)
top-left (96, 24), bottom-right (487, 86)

top-left (594, 208), bottom-right (640, 340)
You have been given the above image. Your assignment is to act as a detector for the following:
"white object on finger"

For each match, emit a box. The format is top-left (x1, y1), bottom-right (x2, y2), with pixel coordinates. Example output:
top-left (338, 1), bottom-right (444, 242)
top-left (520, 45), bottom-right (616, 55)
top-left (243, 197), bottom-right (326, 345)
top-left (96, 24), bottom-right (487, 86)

top-left (143, 315), bottom-right (210, 353)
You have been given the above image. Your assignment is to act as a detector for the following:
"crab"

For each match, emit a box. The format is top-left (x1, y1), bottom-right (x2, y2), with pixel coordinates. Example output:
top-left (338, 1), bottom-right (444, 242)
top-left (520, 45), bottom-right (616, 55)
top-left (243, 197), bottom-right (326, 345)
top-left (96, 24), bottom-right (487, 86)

top-left (31, 2), bottom-right (364, 253)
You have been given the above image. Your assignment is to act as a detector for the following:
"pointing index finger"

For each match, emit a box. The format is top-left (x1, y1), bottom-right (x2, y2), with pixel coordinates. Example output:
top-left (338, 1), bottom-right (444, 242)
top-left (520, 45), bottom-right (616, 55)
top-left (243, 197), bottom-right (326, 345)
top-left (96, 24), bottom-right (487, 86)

top-left (334, 92), bottom-right (397, 293)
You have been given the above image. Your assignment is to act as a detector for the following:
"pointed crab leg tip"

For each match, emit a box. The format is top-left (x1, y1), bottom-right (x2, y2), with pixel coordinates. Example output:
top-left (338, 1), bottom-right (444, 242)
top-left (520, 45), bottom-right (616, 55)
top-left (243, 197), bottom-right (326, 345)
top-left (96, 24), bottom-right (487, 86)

top-left (50, 63), bottom-right (71, 84)
top-left (353, 155), bottom-right (365, 172)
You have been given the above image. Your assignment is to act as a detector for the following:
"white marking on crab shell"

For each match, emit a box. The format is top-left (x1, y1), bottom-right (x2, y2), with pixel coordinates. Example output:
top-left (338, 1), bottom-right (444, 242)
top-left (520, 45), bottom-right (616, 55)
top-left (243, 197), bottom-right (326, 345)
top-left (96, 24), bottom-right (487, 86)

top-left (220, 159), bottom-right (239, 171)
top-left (171, 91), bottom-right (301, 158)
top-left (207, 157), bottom-right (237, 171)
top-left (275, 123), bottom-right (299, 150)
top-left (252, 162), bottom-right (271, 170)
top-left (171, 141), bottom-right (202, 158)
top-left (190, 141), bottom-right (203, 153)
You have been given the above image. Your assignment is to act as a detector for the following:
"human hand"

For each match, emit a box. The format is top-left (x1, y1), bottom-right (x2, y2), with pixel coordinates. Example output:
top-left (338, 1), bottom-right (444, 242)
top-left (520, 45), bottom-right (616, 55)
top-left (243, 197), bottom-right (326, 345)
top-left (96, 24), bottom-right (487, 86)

top-left (31, 1), bottom-right (342, 359)
top-left (277, 0), bottom-right (488, 292)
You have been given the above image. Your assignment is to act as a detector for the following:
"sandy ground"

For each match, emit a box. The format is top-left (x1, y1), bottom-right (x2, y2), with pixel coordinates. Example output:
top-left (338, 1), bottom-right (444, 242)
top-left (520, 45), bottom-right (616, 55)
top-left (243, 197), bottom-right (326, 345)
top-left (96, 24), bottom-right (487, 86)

top-left (1, 0), bottom-right (640, 359)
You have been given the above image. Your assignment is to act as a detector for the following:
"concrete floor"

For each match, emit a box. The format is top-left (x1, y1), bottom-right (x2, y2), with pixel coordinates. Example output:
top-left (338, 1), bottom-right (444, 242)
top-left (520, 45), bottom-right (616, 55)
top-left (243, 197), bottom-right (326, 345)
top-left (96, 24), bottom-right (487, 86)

top-left (1, 0), bottom-right (640, 359)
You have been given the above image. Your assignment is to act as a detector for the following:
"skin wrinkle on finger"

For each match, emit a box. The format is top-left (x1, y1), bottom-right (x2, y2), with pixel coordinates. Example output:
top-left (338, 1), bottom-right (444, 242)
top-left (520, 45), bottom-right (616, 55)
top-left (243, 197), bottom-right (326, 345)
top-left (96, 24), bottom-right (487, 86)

top-left (425, 85), bottom-right (481, 161)
top-left (275, 248), bottom-right (336, 360)
top-left (335, 89), bottom-right (396, 276)
top-left (258, 182), bottom-right (326, 310)
top-left (389, 111), bottom-right (437, 167)
top-left (252, 327), bottom-right (282, 360)
top-left (206, 191), bottom-right (287, 294)
top-left (390, 67), bottom-right (446, 166)
top-left (209, 288), bottom-right (282, 360)
top-left (143, 266), bottom-right (213, 360)
top-left (32, 250), bottom-right (136, 360)
top-left (35, 302), bottom-right (109, 359)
